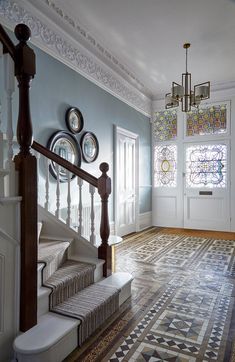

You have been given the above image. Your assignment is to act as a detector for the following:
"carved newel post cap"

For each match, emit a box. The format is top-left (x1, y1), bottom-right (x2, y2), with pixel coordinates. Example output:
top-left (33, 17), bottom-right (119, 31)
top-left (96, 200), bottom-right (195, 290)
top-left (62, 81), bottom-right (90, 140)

top-left (15, 24), bottom-right (31, 42)
top-left (100, 162), bottom-right (109, 173)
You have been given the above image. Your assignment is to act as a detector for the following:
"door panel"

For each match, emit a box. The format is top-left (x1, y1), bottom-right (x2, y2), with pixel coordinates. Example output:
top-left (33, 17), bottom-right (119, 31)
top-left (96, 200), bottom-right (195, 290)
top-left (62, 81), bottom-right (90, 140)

top-left (115, 127), bottom-right (138, 236)
top-left (152, 143), bottom-right (183, 227)
top-left (184, 142), bottom-right (230, 231)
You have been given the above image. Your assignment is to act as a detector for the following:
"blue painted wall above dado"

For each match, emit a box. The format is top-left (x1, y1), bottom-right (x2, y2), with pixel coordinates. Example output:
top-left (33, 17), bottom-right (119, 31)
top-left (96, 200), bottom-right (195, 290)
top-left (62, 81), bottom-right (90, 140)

top-left (0, 40), bottom-right (152, 216)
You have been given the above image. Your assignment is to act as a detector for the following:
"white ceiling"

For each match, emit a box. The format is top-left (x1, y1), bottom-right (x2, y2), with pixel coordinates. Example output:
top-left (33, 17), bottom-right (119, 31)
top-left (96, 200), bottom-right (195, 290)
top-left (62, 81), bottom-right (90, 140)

top-left (51, 0), bottom-right (235, 100)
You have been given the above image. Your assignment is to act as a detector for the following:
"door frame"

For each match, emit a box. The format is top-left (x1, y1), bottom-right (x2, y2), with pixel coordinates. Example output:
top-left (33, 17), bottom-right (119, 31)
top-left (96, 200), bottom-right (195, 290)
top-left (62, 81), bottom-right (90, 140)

top-left (114, 125), bottom-right (139, 235)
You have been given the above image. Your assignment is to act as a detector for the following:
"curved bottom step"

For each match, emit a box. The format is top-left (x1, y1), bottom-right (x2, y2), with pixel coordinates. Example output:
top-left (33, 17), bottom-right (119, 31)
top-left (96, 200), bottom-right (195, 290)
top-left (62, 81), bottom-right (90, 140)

top-left (14, 313), bottom-right (79, 362)
top-left (14, 272), bottom-right (133, 362)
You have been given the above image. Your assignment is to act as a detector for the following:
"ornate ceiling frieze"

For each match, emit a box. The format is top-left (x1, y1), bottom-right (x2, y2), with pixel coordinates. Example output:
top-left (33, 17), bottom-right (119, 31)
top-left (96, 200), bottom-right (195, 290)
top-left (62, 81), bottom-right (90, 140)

top-left (0, 0), bottom-right (151, 116)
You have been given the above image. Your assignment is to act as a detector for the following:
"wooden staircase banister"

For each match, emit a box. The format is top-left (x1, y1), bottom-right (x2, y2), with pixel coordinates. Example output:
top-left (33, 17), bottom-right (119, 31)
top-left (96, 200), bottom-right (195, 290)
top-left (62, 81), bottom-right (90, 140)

top-left (32, 141), bottom-right (112, 277)
top-left (0, 24), bottom-right (16, 60)
top-left (32, 141), bottom-right (98, 188)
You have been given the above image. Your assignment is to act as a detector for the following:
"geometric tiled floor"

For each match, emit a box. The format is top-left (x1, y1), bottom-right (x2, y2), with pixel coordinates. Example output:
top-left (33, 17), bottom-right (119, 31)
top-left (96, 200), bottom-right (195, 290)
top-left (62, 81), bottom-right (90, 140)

top-left (65, 228), bottom-right (235, 362)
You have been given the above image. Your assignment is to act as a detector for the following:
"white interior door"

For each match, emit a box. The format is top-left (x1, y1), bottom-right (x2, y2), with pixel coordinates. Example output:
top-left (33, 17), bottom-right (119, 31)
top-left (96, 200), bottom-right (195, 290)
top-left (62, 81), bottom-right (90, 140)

top-left (184, 141), bottom-right (230, 231)
top-left (115, 126), bottom-right (139, 236)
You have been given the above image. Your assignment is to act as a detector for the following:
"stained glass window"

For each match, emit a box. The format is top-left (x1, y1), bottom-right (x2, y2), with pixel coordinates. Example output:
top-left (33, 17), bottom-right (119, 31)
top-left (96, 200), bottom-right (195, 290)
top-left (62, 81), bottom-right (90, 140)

top-left (154, 145), bottom-right (177, 187)
top-left (185, 144), bottom-right (227, 188)
top-left (153, 110), bottom-right (177, 141)
top-left (186, 104), bottom-right (227, 136)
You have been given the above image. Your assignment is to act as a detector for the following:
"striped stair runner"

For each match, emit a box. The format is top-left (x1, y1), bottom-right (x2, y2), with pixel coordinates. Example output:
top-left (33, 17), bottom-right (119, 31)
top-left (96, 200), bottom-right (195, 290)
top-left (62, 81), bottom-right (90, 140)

top-left (38, 240), bottom-right (70, 283)
top-left (44, 260), bottom-right (96, 308)
top-left (38, 239), bottom-right (120, 345)
top-left (52, 283), bottom-right (120, 345)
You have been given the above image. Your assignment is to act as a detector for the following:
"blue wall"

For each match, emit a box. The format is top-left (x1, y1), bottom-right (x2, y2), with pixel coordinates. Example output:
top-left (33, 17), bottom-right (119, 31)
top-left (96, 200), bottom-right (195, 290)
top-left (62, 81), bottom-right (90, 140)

top-left (0, 39), bottom-right (152, 217)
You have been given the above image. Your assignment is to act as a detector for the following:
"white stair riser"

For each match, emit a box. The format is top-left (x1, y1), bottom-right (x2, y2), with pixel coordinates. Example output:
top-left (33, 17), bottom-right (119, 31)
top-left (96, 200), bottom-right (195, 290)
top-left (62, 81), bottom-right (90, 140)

top-left (119, 282), bottom-right (132, 306)
top-left (94, 263), bottom-right (103, 283)
top-left (38, 289), bottom-right (50, 318)
top-left (15, 328), bottom-right (77, 362)
top-left (38, 263), bottom-right (44, 288)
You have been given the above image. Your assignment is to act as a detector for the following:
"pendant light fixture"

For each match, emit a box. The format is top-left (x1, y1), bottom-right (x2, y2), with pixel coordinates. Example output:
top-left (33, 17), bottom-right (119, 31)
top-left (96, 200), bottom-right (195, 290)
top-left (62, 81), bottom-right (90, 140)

top-left (165, 43), bottom-right (210, 112)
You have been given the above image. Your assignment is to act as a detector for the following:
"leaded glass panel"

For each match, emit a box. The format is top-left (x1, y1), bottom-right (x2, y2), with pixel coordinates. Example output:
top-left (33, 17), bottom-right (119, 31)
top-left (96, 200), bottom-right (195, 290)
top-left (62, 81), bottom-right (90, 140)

top-left (153, 110), bottom-right (177, 141)
top-left (154, 145), bottom-right (177, 187)
top-left (186, 104), bottom-right (227, 136)
top-left (185, 144), bottom-right (227, 188)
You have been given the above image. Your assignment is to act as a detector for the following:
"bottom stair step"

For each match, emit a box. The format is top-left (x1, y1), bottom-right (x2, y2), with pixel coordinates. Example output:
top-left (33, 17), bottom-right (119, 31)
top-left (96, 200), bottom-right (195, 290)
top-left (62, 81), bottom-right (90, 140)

top-left (14, 313), bottom-right (80, 362)
top-left (14, 272), bottom-right (133, 362)
top-left (52, 282), bottom-right (120, 345)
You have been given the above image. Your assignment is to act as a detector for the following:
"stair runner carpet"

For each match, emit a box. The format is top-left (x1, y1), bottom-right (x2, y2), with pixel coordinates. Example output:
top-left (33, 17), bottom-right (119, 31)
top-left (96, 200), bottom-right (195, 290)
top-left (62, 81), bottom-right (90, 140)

top-left (38, 240), bottom-right (120, 345)
top-left (38, 240), bottom-right (70, 283)
top-left (52, 283), bottom-right (120, 345)
top-left (43, 259), bottom-right (96, 309)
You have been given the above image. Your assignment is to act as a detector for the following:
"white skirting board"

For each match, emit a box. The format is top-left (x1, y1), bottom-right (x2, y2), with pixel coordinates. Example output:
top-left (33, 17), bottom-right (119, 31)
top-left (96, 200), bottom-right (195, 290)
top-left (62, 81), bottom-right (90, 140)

top-left (138, 212), bottom-right (152, 231)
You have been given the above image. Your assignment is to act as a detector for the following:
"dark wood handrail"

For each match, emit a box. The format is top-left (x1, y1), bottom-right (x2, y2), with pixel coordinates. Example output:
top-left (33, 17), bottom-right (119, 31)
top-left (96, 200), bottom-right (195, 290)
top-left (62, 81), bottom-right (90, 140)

top-left (0, 24), bottom-right (15, 60)
top-left (32, 141), bottom-right (98, 188)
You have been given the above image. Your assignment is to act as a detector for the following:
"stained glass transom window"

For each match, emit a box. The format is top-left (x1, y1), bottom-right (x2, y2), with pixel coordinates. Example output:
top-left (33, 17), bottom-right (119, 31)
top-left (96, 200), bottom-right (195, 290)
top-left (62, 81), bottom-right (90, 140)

top-left (186, 104), bottom-right (227, 136)
top-left (154, 145), bottom-right (177, 187)
top-left (185, 144), bottom-right (227, 188)
top-left (153, 110), bottom-right (177, 141)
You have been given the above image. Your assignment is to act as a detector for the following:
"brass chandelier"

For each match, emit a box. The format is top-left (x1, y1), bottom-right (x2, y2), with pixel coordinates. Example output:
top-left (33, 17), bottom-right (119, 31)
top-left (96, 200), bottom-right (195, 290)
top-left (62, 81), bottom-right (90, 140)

top-left (165, 43), bottom-right (210, 112)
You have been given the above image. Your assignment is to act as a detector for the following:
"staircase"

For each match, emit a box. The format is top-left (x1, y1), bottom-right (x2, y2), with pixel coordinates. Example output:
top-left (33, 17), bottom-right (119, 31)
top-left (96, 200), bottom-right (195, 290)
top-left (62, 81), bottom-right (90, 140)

top-left (13, 214), bottom-right (133, 362)
top-left (0, 23), bottom-right (133, 362)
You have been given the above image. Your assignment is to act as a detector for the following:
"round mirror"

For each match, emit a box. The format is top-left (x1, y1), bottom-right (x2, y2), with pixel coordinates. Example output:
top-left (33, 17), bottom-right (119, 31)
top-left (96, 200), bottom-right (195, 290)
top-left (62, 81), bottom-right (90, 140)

top-left (81, 132), bottom-right (99, 163)
top-left (47, 131), bottom-right (81, 181)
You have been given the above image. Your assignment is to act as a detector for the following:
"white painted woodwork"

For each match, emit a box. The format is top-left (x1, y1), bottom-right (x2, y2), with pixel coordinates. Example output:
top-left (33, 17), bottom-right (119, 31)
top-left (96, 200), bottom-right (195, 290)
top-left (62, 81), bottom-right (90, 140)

top-left (77, 177), bottom-right (83, 237)
top-left (66, 171), bottom-right (71, 226)
top-left (0, 199), bottom-right (20, 362)
top-left (45, 158), bottom-right (50, 211)
top-left (0, 101), bottom-right (3, 169)
top-left (4, 53), bottom-right (15, 166)
top-left (89, 184), bottom-right (95, 245)
top-left (152, 97), bottom-right (231, 231)
top-left (115, 126), bottom-right (139, 236)
top-left (183, 141), bottom-right (230, 231)
top-left (55, 164), bottom-right (60, 219)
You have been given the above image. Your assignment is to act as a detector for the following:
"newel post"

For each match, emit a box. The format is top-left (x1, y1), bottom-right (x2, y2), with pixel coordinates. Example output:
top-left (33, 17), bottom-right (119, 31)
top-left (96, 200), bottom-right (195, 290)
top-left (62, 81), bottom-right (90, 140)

top-left (98, 162), bottom-right (112, 277)
top-left (13, 24), bottom-right (37, 332)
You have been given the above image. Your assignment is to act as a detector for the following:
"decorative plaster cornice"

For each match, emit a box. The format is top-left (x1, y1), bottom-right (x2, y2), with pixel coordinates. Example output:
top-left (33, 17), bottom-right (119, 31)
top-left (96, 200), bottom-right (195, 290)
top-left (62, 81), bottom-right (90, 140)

top-left (41, 0), bottom-right (149, 95)
top-left (0, 0), bottom-right (151, 116)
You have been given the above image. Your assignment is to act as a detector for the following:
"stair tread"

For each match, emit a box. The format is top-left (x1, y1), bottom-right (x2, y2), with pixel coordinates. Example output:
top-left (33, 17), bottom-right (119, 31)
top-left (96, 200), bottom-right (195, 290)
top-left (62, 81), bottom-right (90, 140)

top-left (38, 240), bottom-right (70, 283)
top-left (52, 283), bottom-right (120, 345)
top-left (98, 272), bottom-right (133, 288)
top-left (14, 312), bottom-right (79, 354)
top-left (38, 240), bottom-right (70, 260)
top-left (44, 260), bottom-right (96, 308)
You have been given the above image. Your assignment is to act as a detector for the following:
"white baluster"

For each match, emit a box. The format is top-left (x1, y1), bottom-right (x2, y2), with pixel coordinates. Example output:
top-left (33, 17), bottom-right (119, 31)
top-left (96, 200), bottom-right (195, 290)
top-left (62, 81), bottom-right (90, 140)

top-left (45, 158), bottom-right (50, 211)
top-left (4, 53), bottom-right (15, 166)
top-left (77, 177), bottom-right (83, 237)
top-left (3, 53), bottom-right (16, 196)
top-left (66, 171), bottom-right (71, 227)
top-left (0, 100), bottom-right (3, 169)
top-left (89, 184), bottom-right (96, 245)
top-left (55, 164), bottom-right (60, 219)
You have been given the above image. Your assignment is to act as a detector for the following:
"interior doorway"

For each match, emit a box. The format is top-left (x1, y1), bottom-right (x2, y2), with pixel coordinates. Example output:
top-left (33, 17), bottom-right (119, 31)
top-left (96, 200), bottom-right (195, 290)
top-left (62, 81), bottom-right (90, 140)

top-left (114, 126), bottom-right (139, 236)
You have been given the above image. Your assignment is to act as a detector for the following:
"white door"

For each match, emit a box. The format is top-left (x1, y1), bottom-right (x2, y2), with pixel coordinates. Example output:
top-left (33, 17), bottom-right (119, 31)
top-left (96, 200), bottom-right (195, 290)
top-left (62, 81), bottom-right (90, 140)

top-left (184, 141), bottom-right (230, 231)
top-left (152, 143), bottom-right (184, 227)
top-left (115, 126), bottom-right (139, 236)
top-left (152, 101), bottom-right (231, 231)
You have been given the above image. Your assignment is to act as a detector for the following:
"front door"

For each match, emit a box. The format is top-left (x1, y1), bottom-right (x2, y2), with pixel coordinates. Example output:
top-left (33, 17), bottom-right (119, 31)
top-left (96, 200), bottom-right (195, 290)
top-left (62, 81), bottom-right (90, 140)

top-left (184, 141), bottom-right (230, 231)
top-left (115, 126), bottom-right (139, 236)
top-left (152, 101), bottom-right (231, 231)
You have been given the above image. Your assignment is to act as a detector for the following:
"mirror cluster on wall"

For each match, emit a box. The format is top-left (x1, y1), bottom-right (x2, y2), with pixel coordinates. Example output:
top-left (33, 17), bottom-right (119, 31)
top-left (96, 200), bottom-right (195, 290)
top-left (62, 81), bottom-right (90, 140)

top-left (47, 106), bottom-right (99, 181)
